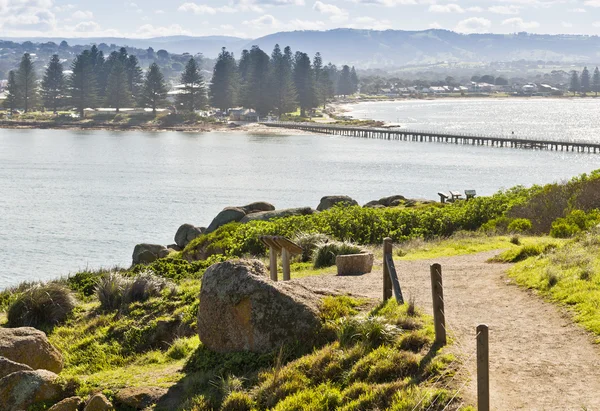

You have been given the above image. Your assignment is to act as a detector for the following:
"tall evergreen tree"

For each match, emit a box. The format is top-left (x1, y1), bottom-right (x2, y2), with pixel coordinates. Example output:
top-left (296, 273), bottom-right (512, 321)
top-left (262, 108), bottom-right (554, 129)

top-left (238, 49), bottom-right (252, 87)
top-left (176, 57), bottom-right (207, 112)
top-left (69, 51), bottom-right (98, 118)
top-left (3, 71), bottom-right (19, 114)
top-left (140, 63), bottom-right (169, 115)
top-left (313, 52), bottom-right (325, 108)
top-left (350, 66), bottom-right (359, 94)
top-left (126, 55), bottom-right (143, 102)
top-left (593, 67), bottom-right (600, 97)
top-left (269, 44), bottom-right (297, 117)
top-left (242, 46), bottom-right (272, 116)
top-left (581, 67), bottom-right (591, 94)
top-left (293, 52), bottom-right (317, 117)
top-left (90, 45), bottom-right (105, 103)
top-left (106, 60), bottom-right (131, 112)
top-left (210, 47), bottom-right (239, 111)
top-left (16, 53), bottom-right (37, 112)
top-left (569, 70), bottom-right (580, 96)
top-left (41, 55), bottom-right (65, 113)
top-left (337, 65), bottom-right (353, 96)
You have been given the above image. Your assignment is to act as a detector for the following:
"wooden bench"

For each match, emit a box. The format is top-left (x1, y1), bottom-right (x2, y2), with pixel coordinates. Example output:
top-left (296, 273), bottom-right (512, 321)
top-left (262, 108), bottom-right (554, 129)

top-left (259, 236), bottom-right (303, 281)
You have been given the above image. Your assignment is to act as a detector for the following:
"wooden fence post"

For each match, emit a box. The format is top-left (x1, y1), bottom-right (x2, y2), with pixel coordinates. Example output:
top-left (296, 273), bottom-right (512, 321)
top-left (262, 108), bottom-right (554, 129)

top-left (281, 248), bottom-right (291, 281)
top-left (269, 247), bottom-right (278, 281)
top-left (430, 263), bottom-right (446, 345)
top-left (383, 238), bottom-right (393, 301)
top-left (477, 324), bottom-right (490, 411)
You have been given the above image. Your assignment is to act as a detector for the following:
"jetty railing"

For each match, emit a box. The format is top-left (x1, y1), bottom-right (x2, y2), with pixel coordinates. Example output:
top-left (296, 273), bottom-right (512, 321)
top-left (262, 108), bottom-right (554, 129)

top-left (262, 121), bottom-right (600, 153)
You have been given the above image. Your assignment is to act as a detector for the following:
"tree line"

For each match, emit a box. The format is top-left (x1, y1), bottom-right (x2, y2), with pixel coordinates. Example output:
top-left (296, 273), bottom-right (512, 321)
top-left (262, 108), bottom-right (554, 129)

top-left (569, 67), bottom-right (600, 95)
top-left (3, 45), bottom-right (359, 118)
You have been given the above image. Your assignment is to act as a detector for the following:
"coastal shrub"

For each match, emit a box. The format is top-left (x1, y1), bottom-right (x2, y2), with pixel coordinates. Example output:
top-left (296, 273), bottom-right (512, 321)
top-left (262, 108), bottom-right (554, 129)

top-left (271, 383), bottom-right (342, 411)
top-left (294, 232), bottom-right (331, 262)
top-left (123, 272), bottom-right (174, 304)
top-left (507, 218), bottom-right (532, 233)
top-left (320, 296), bottom-right (363, 322)
top-left (221, 392), bottom-right (256, 411)
top-left (96, 272), bottom-right (129, 310)
top-left (491, 243), bottom-right (557, 263)
top-left (550, 219), bottom-right (581, 238)
top-left (7, 283), bottom-right (76, 329)
top-left (336, 316), bottom-right (400, 349)
top-left (313, 241), bottom-right (365, 269)
top-left (131, 255), bottom-right (226, 281)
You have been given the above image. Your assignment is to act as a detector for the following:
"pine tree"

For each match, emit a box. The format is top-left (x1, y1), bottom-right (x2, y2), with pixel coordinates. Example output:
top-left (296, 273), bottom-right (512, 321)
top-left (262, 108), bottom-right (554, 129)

top-left (3, 71), bottom-right (19, 114)
top-left (592, 67), bottom-right (600, 97)
top-left (140, 63), bottom-right (169, 115)
top-left (350, 66), bottom-right (359, 94)
top-left (324, 63), bottom-right (339, 99)
top-left (69, 51), bottom-right (98, 118)
top-left (41, 55), bottom-right (65, 113)
top-left (210, 47), bottom-right (239, 111)
top-left (106, 60), bottom-right (131, 112)
top-left (90, 45), bottom-right (105, 103)
top-left (242, 46), bottom-right (272, 117)
top-left (293, 52), bottom-right (317, 117)
top-left (338, 65), bottom-right (353, 96)
top-left (569, 70), bottom-right (580, 96)
top-left (581, 67), bottom-right (591, 94)
top-left (16, 53), bottom-right (37, 113)
top-left (126, 55), bottom-right (143, 102)
top-left (269, 44), bottom-right (297, 117)
top-left (313, 52), bottom-right (325, 108)
top-left (177, 57), bottom-right (207, 112)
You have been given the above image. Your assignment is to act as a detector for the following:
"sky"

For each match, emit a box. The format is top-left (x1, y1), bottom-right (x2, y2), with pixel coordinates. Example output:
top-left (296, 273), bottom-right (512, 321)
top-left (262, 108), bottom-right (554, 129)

top-left (2, 0), bottom-right (600, 39)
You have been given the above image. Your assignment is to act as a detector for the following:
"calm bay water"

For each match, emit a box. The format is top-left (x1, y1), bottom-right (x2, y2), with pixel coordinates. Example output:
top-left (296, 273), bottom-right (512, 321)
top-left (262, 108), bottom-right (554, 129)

top-left (1, 99), bottom-right (600, 288)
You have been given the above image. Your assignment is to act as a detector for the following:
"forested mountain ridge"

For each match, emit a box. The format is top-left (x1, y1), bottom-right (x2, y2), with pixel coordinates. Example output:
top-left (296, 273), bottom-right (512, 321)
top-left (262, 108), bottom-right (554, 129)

top-left (3, 29), bottom-right (600, 70)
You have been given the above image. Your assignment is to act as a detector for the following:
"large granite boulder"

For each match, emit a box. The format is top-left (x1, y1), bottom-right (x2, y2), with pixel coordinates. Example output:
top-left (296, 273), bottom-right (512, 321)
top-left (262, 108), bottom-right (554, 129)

top-left (378, 195), bottom-right (406, 207)
top-left (84, 393), bottom-right (113, 411)
top-left (115, 387), bottom-right (167, 409)
top-left (132, 243), bottom-right (170, 265)
top-left (0, 356), bottom-right (32, 379)
top-left (0, 327), bottom-right (63, 373)
top-left (205, 207), bottom-right (246, 234)
top-left (317, 195), bottom-right (359, 211)
top-left (174, 224), bottom-right (204, 249)
top-left (241, 201), bottom-right (275, 214)
top-left (197, 260), bottom-right (322, 353)
top-left (49, 397), bottom-right (84, 411)
top-left (240, 207), bottom-right (316, 223)
top-left (0, 369), bottom-right (65, 411)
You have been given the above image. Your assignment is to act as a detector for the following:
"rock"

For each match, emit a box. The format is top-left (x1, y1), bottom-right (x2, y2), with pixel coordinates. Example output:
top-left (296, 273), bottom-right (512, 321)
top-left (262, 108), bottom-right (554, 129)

top-left (115, 387), bottom-right (167, 409)
top-left (389, 199), bottom-right (405, 207)
top-left (0, 356), bottom-right (32, 379)
top-left (240, 207), bottom-right (316, 223)
top-left (197, 259), bottom-right (322, 353)
top-left (49, 396), bottom-right (84, 411)
top-left (205, 207), bottom-right (246, 234)
top-left (378, 195), bottom-right (406, 207)
top-left (363, 200), bottom-right (382, 208)
top-left (174, 224), bottom-right (204, 249)
top-left (316, 195), bottom-right (359, 211)
top-left (336, 253), bottom-right (375, 276)
top-left (166, 244), bottom-right (182, 252)
top-left (0, 369), bottom-right (64, 411)
top-left (241, 201), bottom-right (276, 214)
top-left (84, 393), bottom-right (113, 411)
top-left (132, 243), bottom-right (169, 265)
top-left (0, 327), bottom-right (63, 373)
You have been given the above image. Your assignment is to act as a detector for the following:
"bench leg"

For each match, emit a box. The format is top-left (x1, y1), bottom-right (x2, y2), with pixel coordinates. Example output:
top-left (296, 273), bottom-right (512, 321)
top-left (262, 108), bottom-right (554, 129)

top-left (269, 247), bottom-right (278, 281)
top-left (282, 248), bottom-right (290, 281)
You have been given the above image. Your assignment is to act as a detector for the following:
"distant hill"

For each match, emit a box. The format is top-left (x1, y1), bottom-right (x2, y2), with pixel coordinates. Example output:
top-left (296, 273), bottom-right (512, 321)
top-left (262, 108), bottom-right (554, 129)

top-left (5, 29), bottom-right (600, 68)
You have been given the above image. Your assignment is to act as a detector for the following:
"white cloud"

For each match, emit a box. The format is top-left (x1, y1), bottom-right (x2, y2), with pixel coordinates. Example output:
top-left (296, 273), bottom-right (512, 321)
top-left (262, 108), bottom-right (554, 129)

top-left (178, 2), bottom-right (237, 14)
top-left (72, 10), bottom-right (93, 20)
top-left (349, 0), bottom-right (417, 7)
top-left (54, 4), bottom-right (75, 12)
top-left (288, 19), bottom-right (326, 30)
top-left (350, 16), bottom-right (392, 29)
top-left (313, 1), bottom-right (346, 15)
top-left (72, 21), bottom-right (100, 32)
top-left (455, 17), bottom-right (491, 33)
top-left (243, 14), bottom-right (279, 27)
top-left (584, 0), bottom-right (600, 7)
top-left (429, 21), bottom-right (443, 29)
top-left (502, 17), bottom-right (540, 29)
top-left (429, 4), bottom-right (464, 13)
top-left (488, 5), bottom-right (521, 14)
top-left (0, 1), bottom-right (56, 32)
top-left (467, 6), bottom-right (483, 12)
top-left (136, 23), bottom-right (192, 37)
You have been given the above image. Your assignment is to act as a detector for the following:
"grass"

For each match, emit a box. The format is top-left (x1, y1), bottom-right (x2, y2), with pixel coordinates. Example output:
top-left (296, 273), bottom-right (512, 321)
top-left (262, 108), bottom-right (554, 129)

top-left (507, 231), bottom-right (600, 338)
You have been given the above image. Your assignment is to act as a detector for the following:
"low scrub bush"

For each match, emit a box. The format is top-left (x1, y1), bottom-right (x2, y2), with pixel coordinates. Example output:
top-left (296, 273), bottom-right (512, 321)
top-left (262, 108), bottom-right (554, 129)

top-left (123, 272), bottom-right (174, 304)
top-left (491, 242), bottom-right (557, 263)
top-left (7, 283), bottom-right (76, 329)
top-left (96, 272), bottom-right (128, 310)
top-left (313, 241), bottom-right (365, 269)
top-left (294, 232), bottom-right (331, 262)
top-left (507, 218), bottom-right (532, 233)
top-left (550, 219), bottom-right (581, 238)
top-left (221, 391), bottom-right (256, 411)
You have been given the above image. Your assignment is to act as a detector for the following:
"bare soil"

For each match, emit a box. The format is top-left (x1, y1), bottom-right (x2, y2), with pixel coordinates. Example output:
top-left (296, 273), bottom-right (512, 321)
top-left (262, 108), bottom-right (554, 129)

top-left (297, 251), bottom-right (600, 410)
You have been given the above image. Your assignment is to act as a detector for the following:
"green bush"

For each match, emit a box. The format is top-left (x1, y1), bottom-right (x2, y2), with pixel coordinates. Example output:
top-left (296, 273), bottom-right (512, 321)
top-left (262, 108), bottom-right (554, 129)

top-left (507, 218), bottom-right (532, 233)
top-left (96, 272), bottom-right (128, 310)
top-left (294, 232), bottom-right (331, 262)
top-left (7, 283), bottom-right (76, 329)
top-left (313, 241), bottom-right (364, 269)
top-left (550, 219), bottom-right (581, 238)
top-left (221, 392), bottom-right (256, 411)
top-left (131, 255), bottom-right (226, 281)
top-left (123, 272), bottom-right (173, 304)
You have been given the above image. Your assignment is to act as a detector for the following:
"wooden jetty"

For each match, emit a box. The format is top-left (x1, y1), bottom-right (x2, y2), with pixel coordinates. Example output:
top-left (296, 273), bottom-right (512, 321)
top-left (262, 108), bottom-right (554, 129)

top-left (262, 122), bottom-right (600, 153)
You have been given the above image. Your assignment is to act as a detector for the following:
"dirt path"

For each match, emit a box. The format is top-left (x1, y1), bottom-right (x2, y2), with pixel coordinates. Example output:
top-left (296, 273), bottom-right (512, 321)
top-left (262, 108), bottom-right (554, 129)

top-left (297, 251), bottom-right (600, 410)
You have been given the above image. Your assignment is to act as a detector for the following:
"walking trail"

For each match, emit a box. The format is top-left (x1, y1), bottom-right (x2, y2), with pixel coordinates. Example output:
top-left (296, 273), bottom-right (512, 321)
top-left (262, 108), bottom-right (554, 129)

top-left (296, 250), bottom-right (600, 410)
